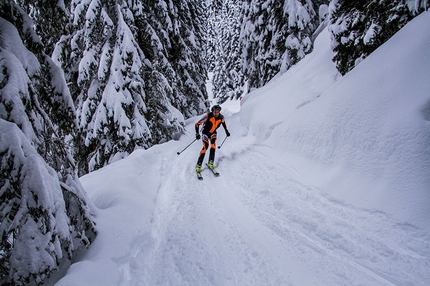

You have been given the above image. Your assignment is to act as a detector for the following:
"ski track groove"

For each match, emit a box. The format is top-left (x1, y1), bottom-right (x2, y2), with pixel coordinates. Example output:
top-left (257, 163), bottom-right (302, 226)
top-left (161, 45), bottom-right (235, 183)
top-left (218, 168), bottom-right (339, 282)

top-left (222, 147), bottom-right (430, 285)
top-left (117, 145), bottom-right (430, 285)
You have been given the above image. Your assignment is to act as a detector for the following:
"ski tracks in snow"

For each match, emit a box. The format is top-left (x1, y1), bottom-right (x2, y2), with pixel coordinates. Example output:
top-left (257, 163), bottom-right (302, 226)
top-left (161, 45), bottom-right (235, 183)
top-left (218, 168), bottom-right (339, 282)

top-left (220, 145), bottom-right (430, 285)
top-left (116, 143), bottom-right (430, 285)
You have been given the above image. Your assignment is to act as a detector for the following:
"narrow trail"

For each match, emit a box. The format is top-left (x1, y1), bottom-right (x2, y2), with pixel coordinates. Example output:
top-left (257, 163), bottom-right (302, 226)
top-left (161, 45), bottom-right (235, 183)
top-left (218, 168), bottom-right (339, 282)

top-left (114, 139), bottom-right (430, 285)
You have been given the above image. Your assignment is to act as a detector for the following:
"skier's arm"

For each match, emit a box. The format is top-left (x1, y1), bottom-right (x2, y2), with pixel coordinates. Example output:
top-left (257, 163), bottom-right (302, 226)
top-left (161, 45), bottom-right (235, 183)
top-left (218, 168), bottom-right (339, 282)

top-left (222, 121), bottom-right (230, 136)
top-left (195, 113), bottom-right (208, 135)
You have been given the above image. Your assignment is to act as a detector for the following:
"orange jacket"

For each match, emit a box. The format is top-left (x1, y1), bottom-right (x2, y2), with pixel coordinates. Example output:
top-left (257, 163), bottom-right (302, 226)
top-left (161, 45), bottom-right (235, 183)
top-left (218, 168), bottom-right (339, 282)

top-left (195, 112), bottom-right (228, 135)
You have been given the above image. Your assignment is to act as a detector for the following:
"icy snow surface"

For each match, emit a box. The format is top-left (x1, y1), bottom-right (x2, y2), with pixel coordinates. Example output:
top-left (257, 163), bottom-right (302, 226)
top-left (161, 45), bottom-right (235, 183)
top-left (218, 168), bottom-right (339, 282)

top-left (55, 12), bottom-right (430, 286)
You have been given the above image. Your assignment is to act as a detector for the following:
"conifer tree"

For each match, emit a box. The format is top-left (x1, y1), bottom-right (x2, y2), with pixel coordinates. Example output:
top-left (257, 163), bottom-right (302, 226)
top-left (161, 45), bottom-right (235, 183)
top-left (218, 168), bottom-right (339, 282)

top-left (54, 0), bottom-right (207, 173)
top-left (240, 0), bottom-right (326, 90)
top-left (328, 0), bottom-right (413, 75)
top-left (210, 0), bottom-right (244, 102)
top-left (14, 0), bottom-right (70, 55)
top-left (205, 0), bottom-right (223, 72)
top-left (0, 2), bottom-right (96, 284)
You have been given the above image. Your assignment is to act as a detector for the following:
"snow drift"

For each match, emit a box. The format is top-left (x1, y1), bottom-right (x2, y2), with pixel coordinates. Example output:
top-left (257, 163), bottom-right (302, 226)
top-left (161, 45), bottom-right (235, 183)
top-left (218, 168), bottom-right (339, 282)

top-left (238, 11), bottom-right (430, 230)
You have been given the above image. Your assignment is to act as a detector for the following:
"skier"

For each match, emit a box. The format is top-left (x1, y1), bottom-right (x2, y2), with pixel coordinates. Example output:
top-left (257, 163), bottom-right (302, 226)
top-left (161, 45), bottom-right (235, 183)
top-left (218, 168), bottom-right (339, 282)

top-left (195, 105), bottom-right (230, 171)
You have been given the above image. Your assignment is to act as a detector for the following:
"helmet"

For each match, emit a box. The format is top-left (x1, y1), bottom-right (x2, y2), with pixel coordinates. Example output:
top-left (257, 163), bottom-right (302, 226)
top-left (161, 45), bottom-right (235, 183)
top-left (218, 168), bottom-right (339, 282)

top-left (211, 105), bottom-right (222, 112)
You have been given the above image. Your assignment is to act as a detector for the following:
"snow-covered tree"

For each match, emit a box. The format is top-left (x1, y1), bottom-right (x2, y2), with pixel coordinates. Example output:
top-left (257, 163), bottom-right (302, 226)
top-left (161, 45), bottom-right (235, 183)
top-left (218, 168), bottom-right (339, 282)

top-left (0, 3), bottom-right (96, 284)
top-left (0, 120), bottom-right (93, 285)
top-left (205, 0), bottom-right (222, 72)
top-left (240, 0), bottom-right (327, 90)
top-left (14, 0), bottom-right (70, 56)
top-left (210, 0), bottom-right (245, 103)
top-left (412, 0), bottom-right (429, 13)
top-left (163, 0), bottom-right (209, 116)
top-left (279, 0), bottom-right (329, 73)
top-left (328, 0), bottom-right (413, 75)
top-left (54, 0), bottom-right (208, 173)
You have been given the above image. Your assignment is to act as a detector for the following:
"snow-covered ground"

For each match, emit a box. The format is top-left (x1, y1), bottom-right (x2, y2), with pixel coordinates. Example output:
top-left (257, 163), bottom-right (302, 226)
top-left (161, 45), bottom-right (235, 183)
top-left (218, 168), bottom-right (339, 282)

top-left (55, 12), bottom-right (430, 286)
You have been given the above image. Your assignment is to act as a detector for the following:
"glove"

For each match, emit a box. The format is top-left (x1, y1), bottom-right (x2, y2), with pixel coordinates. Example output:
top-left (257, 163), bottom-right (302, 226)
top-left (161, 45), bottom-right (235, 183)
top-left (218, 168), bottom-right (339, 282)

top-left (226, 130), bottom-right (230, 137)
top-left (196, 134), bottom-right (201, 140)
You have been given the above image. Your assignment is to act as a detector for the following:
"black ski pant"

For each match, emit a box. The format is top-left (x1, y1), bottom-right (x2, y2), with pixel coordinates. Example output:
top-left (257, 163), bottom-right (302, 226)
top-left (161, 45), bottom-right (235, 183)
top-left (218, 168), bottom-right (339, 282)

top-left (197, 133), bottom-right (217, 165)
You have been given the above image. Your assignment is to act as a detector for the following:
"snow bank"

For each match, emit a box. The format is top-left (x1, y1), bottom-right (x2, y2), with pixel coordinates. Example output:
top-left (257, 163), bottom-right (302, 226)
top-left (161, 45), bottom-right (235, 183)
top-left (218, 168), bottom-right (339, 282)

top-left (238, 12), bottom-right (430, 230)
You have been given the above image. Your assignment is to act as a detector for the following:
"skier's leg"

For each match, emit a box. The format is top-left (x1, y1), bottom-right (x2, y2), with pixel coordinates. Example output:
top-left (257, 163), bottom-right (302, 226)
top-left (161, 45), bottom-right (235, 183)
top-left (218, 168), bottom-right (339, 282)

top-left (197, 134), bottom-right (209, 166)
top-left (208, 134), bottom-right (217, 163)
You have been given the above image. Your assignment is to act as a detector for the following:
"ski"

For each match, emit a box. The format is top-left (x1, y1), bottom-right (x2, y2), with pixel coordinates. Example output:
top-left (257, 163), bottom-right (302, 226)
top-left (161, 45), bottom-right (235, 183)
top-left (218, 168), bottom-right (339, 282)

top-left (206, 164), bottom-right (220, 177)
top-left (196, 170), bottom-right (203, 180)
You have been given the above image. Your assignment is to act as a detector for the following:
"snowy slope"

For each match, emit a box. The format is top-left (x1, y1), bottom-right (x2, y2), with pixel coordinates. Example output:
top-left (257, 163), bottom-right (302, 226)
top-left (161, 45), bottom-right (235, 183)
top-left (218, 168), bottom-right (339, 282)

top-left (55, 12), bottom-right (430, 286)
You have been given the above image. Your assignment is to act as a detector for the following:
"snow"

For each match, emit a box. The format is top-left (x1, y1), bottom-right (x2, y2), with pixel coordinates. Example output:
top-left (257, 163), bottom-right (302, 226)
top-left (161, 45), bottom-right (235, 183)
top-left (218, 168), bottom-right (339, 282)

top-left (363, 23), bottom-right (379, 44)
top-left (55, 12), bottom-right (430, 286)
top-left (319, 4), bottom-right (329, 21)
top-left (0, 18), bottom-right (40, 76)
top-left (45, 54), bottom-right (76, 114)
top-left (0, 18), bottom-right (38, 142)
top-left (72, 0), bottom-right (92, 25)
top-left (85, 0), bottom-right (99, 26)
top-left (78, 48), bottom-right (96, 84)
top-left (284, 0), bottom-right (313, 28)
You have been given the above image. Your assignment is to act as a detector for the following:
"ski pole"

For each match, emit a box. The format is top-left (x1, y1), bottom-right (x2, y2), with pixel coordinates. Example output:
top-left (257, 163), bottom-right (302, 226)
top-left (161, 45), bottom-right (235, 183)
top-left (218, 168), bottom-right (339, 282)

top-left (217, 137), bottom-right (228, 149)
top-left (177, 138), bottom-right (197, 155)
